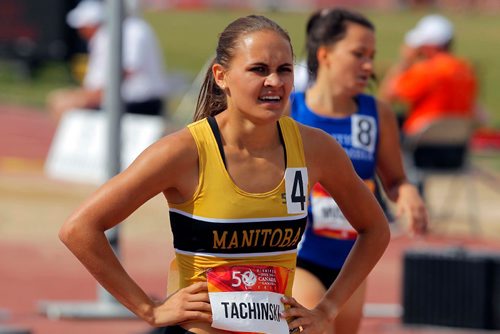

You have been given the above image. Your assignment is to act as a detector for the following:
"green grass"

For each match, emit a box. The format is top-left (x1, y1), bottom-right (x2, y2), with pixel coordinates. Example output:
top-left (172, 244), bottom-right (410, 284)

top-left (144, 9), bottom-right (310, 75)
top-left (1, 8), bottom-right (499, 127)
top-left (0, 60), bottom-right (76, 108)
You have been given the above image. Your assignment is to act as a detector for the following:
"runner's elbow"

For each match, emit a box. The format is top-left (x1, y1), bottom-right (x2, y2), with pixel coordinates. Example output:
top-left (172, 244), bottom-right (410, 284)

top-left (58, 219), bottom-right (84, 247)
top-left (378, 219), bottom-right (391, 249)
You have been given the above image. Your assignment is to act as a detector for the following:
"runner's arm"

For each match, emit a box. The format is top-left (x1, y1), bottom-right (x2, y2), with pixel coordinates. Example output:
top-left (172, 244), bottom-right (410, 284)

top-left (284, 125), bottom-right (390, 332)
top-left (58, 129), bottom-right (211, 326)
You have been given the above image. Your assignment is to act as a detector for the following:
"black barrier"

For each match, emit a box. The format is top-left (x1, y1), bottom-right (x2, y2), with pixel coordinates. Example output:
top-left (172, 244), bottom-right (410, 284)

top-left (402, 247), bottom-right (500, 330)
top-left (0, 0), bottom-right (81, 74)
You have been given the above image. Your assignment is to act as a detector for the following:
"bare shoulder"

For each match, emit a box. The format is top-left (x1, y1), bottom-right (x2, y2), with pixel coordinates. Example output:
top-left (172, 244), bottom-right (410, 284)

top-left (71, 127), bottom-right (199, 219)
top-left (137, 127), bottom-right (197, 171)
top-left (121, 127), bottom-right (198, 192)
top-left (295, 122), bottom-right (347, 184)
top-left (376, 98), bottom-right (394, 118)
top-left (153, 127), bottom-right (197, 157)
top-left (376, 99), bottom-right (398, 125)
top-left (374, 98), bottom-right (401, 141)
top-left (295, 122), bottom-right (340, 153)
top-left (294, 121), bottom-right (366, 200)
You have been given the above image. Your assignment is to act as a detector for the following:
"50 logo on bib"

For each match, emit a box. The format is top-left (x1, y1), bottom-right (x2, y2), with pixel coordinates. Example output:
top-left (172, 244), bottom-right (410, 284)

top-left (231, 269), bottom-right (257, 288)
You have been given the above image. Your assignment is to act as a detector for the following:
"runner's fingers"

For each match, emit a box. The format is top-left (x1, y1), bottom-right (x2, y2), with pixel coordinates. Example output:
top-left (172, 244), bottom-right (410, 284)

top-left (282, 307), bottom-right (304, 319)
top-left (186, 301), bottom-right (212, 313)
top-left (281, 297), bottom-right (317, 331)
top-left (281, 296), bottom-right (300, 307)
top-left (185, 281), bottom-right (208, 293)
top-left (165, 290), bottom-right (204, 309)
top-left (188, 291), bottom-right (210, 302)
top-left (412, 206), bottom-right (426, 221)
top-left (181, 310), bottom-right (212, 323)
top-left (282, 306), bottom-right (311, 324)
top-left (286, 315), bottom-right (312, 332)
top-left (410, 208), bottom-right (428, 235)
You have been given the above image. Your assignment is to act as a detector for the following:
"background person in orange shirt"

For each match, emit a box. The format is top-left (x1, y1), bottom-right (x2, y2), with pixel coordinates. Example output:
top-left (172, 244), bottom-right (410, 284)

top-left (378, 14), bottom-right (478, 136)
top-left (378, 14), bottom-right (484, 195)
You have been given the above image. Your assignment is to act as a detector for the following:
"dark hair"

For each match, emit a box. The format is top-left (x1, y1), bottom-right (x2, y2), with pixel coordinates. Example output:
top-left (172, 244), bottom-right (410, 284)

top-left (305, 8), bottom-right (374, 81)
top-left (193, 15), bottom-right (293, 121)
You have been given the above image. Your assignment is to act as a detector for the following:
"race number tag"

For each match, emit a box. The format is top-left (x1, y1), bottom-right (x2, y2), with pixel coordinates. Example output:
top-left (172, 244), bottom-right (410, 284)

top-left (284, 168), bottom-right (308, 214)
top-left (351, 114), bottom-right (376, 153)
top-left (310, 180), bottom-right (375, 240)
top-left (311, 195), bottom-right (357, 240)
top-left (207, 265), bottom-right (290, 334)
top-left (311, 185), bottom-right (356, 240)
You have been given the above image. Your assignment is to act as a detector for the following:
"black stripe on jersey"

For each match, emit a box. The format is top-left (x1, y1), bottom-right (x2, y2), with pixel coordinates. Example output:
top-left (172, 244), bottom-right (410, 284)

top-left (170, 211), bottom-right (306, 254)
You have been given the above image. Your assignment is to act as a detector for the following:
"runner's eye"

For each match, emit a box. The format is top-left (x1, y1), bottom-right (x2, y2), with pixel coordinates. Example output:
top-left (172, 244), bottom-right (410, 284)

top-left (279, 65), bottom-right (293, 73)
top-left (251, 66), bottom-right (267, 74)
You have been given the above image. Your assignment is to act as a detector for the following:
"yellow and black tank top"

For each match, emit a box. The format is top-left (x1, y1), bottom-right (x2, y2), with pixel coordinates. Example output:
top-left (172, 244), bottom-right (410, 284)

top-left (168, 116), bottom-right (309, 296)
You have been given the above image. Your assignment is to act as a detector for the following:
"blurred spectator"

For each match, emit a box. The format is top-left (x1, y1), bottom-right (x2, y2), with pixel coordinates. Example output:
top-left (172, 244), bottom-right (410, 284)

top-left (47, 0), bottom-right (168, 122)
top-left (378, 14), bottom-right (480, 135)
top-left (378, 14), bottom-right (489, 196)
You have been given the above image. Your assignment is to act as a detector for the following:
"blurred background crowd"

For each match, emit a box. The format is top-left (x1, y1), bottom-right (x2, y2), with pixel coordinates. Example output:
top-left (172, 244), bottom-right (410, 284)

top-left (1, 0), bottom-right (500, 129)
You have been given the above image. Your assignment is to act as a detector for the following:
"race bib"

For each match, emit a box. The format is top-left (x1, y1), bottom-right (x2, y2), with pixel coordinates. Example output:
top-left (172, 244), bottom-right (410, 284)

top-left (311, 193), bottom-right (357, 240)
top-left (284, 168), bottom-right (308, 214)
top-left (309, 180), bottom-right (376, 240)
top-left (207, 265), bottom-right (290, 334)
top-left (351, 114), bottom-right (376, 153)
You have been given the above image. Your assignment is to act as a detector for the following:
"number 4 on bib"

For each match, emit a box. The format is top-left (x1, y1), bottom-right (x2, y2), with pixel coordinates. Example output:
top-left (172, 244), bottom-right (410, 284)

top-left (285, 168), bottom-right (308, 214)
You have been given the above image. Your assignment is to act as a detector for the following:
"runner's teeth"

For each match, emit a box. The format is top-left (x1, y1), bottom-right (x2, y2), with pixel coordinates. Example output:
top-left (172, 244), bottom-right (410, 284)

top-left (260, 96), bottom-right (280, 101)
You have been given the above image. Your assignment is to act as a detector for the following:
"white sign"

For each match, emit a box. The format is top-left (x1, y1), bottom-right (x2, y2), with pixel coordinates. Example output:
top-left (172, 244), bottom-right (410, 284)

top-left (45, 109), bottom-right (165, 184)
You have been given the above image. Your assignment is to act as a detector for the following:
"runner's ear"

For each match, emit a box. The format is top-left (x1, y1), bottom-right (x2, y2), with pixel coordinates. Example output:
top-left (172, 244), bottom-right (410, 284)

top-left (212, 63), bottom-right (227, 90)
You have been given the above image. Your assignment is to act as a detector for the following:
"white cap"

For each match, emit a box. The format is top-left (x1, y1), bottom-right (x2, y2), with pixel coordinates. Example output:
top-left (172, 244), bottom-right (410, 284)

top-left (66, 1), bottom-right (104, 29)
top-left (404, 14), bottom-right (454, 47)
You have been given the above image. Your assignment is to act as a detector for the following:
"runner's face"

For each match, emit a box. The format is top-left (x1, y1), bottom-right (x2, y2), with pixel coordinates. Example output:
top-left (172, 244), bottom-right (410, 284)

top-left (221, 30), bottom-right (294, 123)
top-left (324, 23), bottom-right (375, 96)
